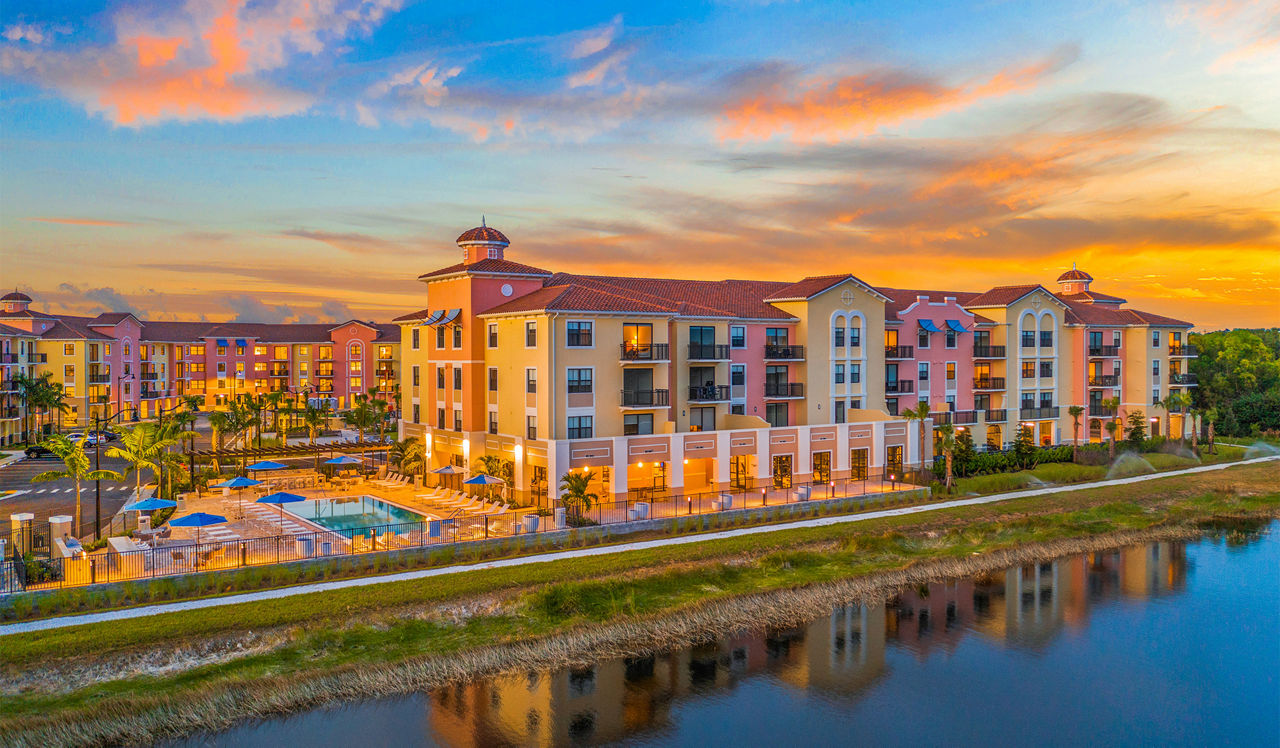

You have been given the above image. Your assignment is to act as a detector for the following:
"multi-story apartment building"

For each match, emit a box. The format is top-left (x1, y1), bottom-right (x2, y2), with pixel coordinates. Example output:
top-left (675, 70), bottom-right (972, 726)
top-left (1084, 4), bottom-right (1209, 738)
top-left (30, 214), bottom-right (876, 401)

top-left (397, 226), bottom-right (1195, 505)
top-left (0, 312), bottom-right (40, 445)
top-left (0, 291), bottom-right (399, 439)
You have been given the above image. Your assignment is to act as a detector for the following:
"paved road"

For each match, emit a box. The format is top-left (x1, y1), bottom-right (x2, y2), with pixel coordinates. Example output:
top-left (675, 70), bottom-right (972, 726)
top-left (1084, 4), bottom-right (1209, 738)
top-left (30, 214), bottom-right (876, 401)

top-left (4, 454), bottom-right (1274, 636)
top-left (0, 451), bottom-right (139, 529)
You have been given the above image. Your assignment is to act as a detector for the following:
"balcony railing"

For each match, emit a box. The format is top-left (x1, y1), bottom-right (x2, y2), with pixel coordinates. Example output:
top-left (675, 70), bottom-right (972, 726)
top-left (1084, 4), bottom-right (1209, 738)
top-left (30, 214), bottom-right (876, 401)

top-left (687, 384), bottom-right (730, 402)
top-left (686, 343), bottom-right (730, 361)
top-left (1019, 406), bottom-right (1060, 420)
top-left (0, 353), bottom-right (17, 364)
top-left (270, 368), bottom-right (290, 377)
top-left (1088, 374), bottom-right (1119, 387)
top-left (93, 395), bottom-right (109, 404)
top-left (88, 374), bottom-right (111, 384)
top-left (620, 342), bottom-right (669, 362)
top-left (374, 366), bottom-right (394, 378)
top-left (1168, 344), bottom-right (1198, 357)
top-left (938, 410), bottom-right (979, 425)
top-left (620, 388), bottom-right (670, 407)
top-left (764, 382), bottom-right (804, 398)
top-left (984, 409), bottom-right (1007, 422)
top-left (884, 380), bottom-right (914, 394)
top-left (884, 345), bottom-right (914, 359)
top-left (1169, 373), bottom-right (1198, 385)
top-left (30, 353), bottom-right (47, 363)
top-left (972, 345), bottom-right (1006, 358)
top-left (973, 377), bottom-right (1006, 390)
top-left (763, 344), bottom-right (805, 360)
top-left (0, 380), bottom-right (14, 392)
top-left (1089, 406), bottom-right (1117, 418)
top-left (0, 406), bottom-right (19, 419)
top-left (140, 372), bottom-right (160, 381)
top-left (141, 388), bottom-right (164, 399)
top-left (1088, 345), bottom-right (1120, 357)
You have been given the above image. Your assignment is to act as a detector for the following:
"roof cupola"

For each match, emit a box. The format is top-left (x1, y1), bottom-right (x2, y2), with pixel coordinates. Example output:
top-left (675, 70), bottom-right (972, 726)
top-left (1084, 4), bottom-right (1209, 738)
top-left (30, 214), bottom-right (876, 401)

top-left (456, 217), bottom-right (510, 264)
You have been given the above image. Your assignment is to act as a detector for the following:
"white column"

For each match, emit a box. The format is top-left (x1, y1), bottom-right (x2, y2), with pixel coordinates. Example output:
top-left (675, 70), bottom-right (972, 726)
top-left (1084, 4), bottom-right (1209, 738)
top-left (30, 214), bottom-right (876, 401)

top-left (755, 429), bottom-right (772, 481)
top-left (669, 436), bottom-right (684, 492)
top-left (548, 439), bottom-right (570, 503)
top-left (612, 436), bottom-right (630, 496)
top-left (796, 425), bottom-right (812, 477)
top-left (715, 430), bottom-right (732, 486)
top-left (836, 425), bottom-right (849, 472)
top-left (872, 422), bottom-right (885, 469)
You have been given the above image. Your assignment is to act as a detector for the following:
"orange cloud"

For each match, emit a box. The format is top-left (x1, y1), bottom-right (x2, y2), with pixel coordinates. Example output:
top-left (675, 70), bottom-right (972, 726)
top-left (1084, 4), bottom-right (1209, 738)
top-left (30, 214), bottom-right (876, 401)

top-left (26, 216), bottom-right (136, 227)
top-left (128, 35), bottom-right (185, 68)
top-left (718, 48), bottom-right (1076, 143)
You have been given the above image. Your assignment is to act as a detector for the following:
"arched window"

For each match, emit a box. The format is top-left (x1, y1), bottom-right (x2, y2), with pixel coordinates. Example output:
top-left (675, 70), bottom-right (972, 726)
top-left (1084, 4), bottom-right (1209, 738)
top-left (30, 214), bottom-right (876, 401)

top-left (348, 341), bottom-right (362, 359)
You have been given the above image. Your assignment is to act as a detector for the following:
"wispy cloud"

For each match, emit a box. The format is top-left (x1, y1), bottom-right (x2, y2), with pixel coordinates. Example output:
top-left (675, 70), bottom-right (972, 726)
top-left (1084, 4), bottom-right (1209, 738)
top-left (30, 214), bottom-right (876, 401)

top-left (27, 216), bottom-right (137, 227)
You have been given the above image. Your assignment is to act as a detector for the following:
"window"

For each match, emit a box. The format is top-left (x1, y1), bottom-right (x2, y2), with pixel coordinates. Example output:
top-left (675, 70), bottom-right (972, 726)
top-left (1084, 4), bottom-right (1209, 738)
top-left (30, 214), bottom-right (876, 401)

top-left (1039, 361), bottom-right (1053, 378)
top-left (454, 410), bottom-right (462, 432)
top-left (567, 368), bottom-right (593, 394)
top-left (254, 362), bottom-right (267, 372)
top-left (488, 411), bottom-right (498, 434)
top-left (1040, 330), bottom-right (1053, 348)
top-left (765, 327), bottom-right (788, 346)
top-left (850, 448), bottom-right (868, 480)
top-left (349, 360), bottom-right (362, 373)
top-left (850, 364), bottom-right (861, 384)
top-left (885, 398), bottom-right (898, 416)
top-left (235, 345), bottom-right (244, 356)
top-left (1151, 330), bottom-right (1161, 348)
top-left (527, 416), bottom-right (537, 440)
top-left (436, 367), bottom-right (445, 388)
top-left (813, 451), bottom-right (831, 483)
top-left (566, 321), bottom-right (593, 347)
top-left (191, 344), bottom-right (205, 356)
top-left (412, 365), bottom-right (420, 387)
top-left (835, 325), bottom-right (847, 348)
top-left (1021, 393), bottom-right (1035, 409)
top-left (526, 369), bottom-right (537, 394)
top-left (412, 404), bottom-right (420, 424)
top-left (1040, 392), bottom-right (1053, 408)
top-left (918, 328), bottom-right (929, 349)
top-left (623, 413), bottom-right (653, 435)
top-left (731, 365), bottom-right (745, 386)
top-left (411, 328), bottom-right (420, 350)
top-left (526, 322), bottom-right (537, 347)
top-left (64, 365), bottom-right (74, 379)
top-left (835, 364), bottom-right (846, 384)
top-left (730, 404), bottom-right (745, 415)
top-left (124, 343), bottom-right (132, 356)
top-left (254, 345), bottom-right (267, 356)
top-left (835, 400), bottom-right (846, 424)
top-left (378, 345), bottom-right (392, 360)
top-left (1113, 331), bottom-right (1121, 347)
top-left (453, 367), bottom-right (462, 389)
top-left (350, 377), bottom-right (362, 390)
top-left (1152, 360), bottom-right (1161, 377)
top-left (437, 408), bottom-right (446, 429)
top-left (235, 362), bottom-right (245, 375)
top-left (1021, 330), bottom-right (1035, 348)
top-left (452, 326), bottom-right (462, 348)
top-left (217, 345), bottom-right (227, 356)
top-left (1022, 361), bottom-right (1036, 379)
top-left (765, 402), bottom-right (788, 427)
top-left (850, 398), bottom-right (862, 409)
top-left (849, 326), bottom-right (861, 347)
top-left (917, 362), bottom-right (929, 382)
top-left (690, 407), bottom-right (715, 432)
top-left (318, 346), bottom-right (331, 360)
top-left (488, 368), bottom-right (498, 391)
top-left (731, 326), bottom-right (746, 348)
top-left (945, 329), bottom-right (957, 349)
top-left (1152, 389), bottom-right (1161, 405)
top-left (436, 326), bottom-right (446, 349)
top-left (488, 324), bottom-right (498, 348)
top-left (63, 343), bottom-right (76, 356)
top-left (567, 416), bottom-right (593, 439)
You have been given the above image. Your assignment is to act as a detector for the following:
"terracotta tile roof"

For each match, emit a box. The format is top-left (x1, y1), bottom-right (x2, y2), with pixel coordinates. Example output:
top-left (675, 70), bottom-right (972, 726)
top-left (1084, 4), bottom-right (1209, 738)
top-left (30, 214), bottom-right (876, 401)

top-left (1053, 295), bottom-right (1190, 327)
top-left (138, 321), bottom-right (401, 343)
top-left (1060, 290), bottom-right (1127, 304)
top-left (418, 258), bottom-right (552, 280)
top-left (0, 308), bottom-right (58, 320)
top-left (457, 226), bottom-right (510, 245)
top-left (2, 291), bottom-right (32, 302)
top-left (963, 284), bottom-right (1055, 307)
top-left (0, 322), bottom-right (34, 336)
top-left (39, 319), bottom-right (114, 340)
top-left (89, 312), bottom-right (136, 326)
top-left (1057, 268), bottom-right (1093, 282)
top-left (477, 274), bottom-right (799, 320)
top-left (763, 274), bottom-right (889, 303)
top-left (393, 308), bottom-right (432, 322)
top-left (876, 287), bottom-right (983, 317)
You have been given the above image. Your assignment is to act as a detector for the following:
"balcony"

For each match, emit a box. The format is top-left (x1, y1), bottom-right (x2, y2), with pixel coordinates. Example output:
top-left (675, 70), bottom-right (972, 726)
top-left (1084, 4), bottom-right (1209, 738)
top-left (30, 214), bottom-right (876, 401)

top-left (93, 395), bottom-right (109, 404)
top-left (1088, 374), bottom-right (1119, 387)
top-left (1168, 344), bottom-right (1198, 357)
top-left (973, 377), bottom-right (1006, 390)
top-left (764, 382), bottom-right (805, 398)
top-left (141, 388), bottom-right (164, 399)
top-left (686, 343), bottom-right (730, 361)
top-left (1169, 373), bottom-right (1198, 385)
top-left (984, 409), bottom-right (1007, 422)
top-left (0, 380), bottom-right (14, 392)
top-left (687, 384), bottom-right (729, 402)
top-left (0, 353), bottom-right (17, 364)
top-left (884, 380), bottom-right (913, 394)
top-left (140, 371), bottom-right (160, 381)
top-left (972, 345), bottom-right (1006, 358)
top-left (30, 353), bottom-right (47, 363)
top-left (620, 388), bottom-right (669, 408)
top-left (88, 374), bottom-right (110, 384)
top-left (884, 345), bottom-right (914, 359)
top-left (374, 366), bottom-right (394, 378)
top-left (1088, 405), bottom-right (1117, 418)
top-left (763, 344), bottom-right (805, 361)
top-left (270, 368), bottom-right (290, 377)
top-left (1019, 406), bottom-right (1060, 420)
top-left (377, 352), bottom-right (395, 360)
top-left (1088, 345), bottom-right (1120, 357)
top-left (953, 410), bottom-right (979, 425)
top-left (620, 342), bottom-right (670, 362)
top-left (0, 406), bottom-right (19, 419)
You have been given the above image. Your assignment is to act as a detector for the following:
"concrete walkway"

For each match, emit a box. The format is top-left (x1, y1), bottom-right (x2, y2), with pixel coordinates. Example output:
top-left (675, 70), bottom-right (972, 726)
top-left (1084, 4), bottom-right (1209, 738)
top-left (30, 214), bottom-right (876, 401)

top-left (3, 455), bottom-right (1276, 636)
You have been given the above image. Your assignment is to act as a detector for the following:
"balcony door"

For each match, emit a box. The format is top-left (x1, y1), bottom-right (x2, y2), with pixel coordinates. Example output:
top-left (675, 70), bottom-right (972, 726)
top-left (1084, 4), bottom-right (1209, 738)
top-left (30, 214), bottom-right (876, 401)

top-left (623, 368), bottom-right (653, 394)
top-left (623, 323), bottom-right (652, 358)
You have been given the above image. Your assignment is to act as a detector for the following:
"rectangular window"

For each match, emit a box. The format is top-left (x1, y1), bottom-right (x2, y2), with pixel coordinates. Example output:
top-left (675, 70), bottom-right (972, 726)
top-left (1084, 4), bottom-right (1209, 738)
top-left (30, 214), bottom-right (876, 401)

top-left (567, 416), bottom-right (593, 439)
top-left (765, 402), bottom-right (788, 427)
top-left (690, 407), bottom-right (716, 432)
top-left (350, 377), bottom-right (362, 390)
top-left (453, 326), bottom-right (462, 349)
top-left (217, 346), bottom-right (227, 356)
top-left (254, 362), bottom-right (267, 372)
top-left (1152, 389), bottom-right (1161, 405)
top-left (1039, 361), bottom-right (1053, 378)
top-left (488, 368), bottom-right (498, 391)
top-left (623, 413), bottom-right (653, 435)
top-left (411, 328), bottom-right (420, 350)
top-left (349, 360), bottom-right (362, 374)
top-left (835, 400), bottom-right (846, 424)
top-left (412, 365), bottom-right (420, 386)
top-left (526, 416), bottom-right (537, 440)
top-left (731, 326), bottom-right (746, 348)
top-left (850, 448), bottom-right (869, 480)
top-left (317, 346), bottom-right (330, 360)
top-left (1022, 361), bottom-right (1036, 379)
top-left (566, 321), bottom-right (593, 347)
top-left (1152, 360), bottom-right (1161, 376)
top-left (765, 327), bottom-right (788, 347)
top-left (64, 365), bottom-right (74, 379)
top-left (945, 329), bottom-right (957, 349)
top-left (412, 404), bottom-right (420, 424)
top-left (526, 369), bottom-right (537, 394)
top-left (488, 411), bottom-right (498, 435)
top-left (813, 451), bottom-right (831, 483)
top-left (886, 398), bottom-right (898, 416)
top-left (850, 363), bottom-right (861, 384)
top-left (850, 398), bottom-right (861, 409)
top-left (254, 345), bottom-right (267, 356)
top-left (567, 367), bottom-right (593, 394)
top-left (945, 362), bottom-right (956, 382)
top-left (235, 362), bottom-right (245, 375)
top-left (526, 322), bottom-right (537, 347)
top-left (918, 328), bottom-right (929, 349)
top-left (436, 326), bottom-right (446, 349)
top-left (488, 324), bottom-right (498, 348)
top-left (835, 364), bottom-right (845, 384)
top-left (730, 365), bottom-right (745, 386)
top-left (730, 404), bottom-right (745, 415)
top-left (1040, 330), bottom-right (1053, 348)
top-left (235, 345), bottom-right (244, 356)
top-left (437, 408), bottom-right (446, 429)
top-left (1039, 392), bottom-right (1052, 408)
top-left (917, 362), bottom-right (929, 381)
top-left (1151, 330), bottom-right (1160, 348)
top-left (436, 367), bottom-right (445, 388)
top-left (453, 368), bottom-right (462, 389)
top-left (1113, 331), bottom-right (1121, 347)
top-left (1021, 330), bottom-right (1035, 348)
top-left (849, 326), bottom-right (861, 347)
top-left (454, 410), bottom-right (462, 432)
top-left (1021, 393), bottom-right (1035, 409)
top-left (835, 325), bottom-right (846, 348)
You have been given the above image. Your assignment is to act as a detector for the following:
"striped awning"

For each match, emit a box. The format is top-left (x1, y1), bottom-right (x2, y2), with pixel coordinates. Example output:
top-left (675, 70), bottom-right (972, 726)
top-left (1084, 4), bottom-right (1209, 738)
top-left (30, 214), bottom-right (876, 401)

top-left (438, 308), bottom-right (462, 325)
top-left (918, 320), bottom-right (943, 332)
top-left (945, 320), bottom-right (968, 332)
top-left (419, 310), bottom-right (445, 326)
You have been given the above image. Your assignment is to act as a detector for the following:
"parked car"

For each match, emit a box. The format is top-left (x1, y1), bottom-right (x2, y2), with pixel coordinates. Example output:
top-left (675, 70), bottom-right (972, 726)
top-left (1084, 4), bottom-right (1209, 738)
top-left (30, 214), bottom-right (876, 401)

top-left (65, 432), bottom-right (102, 446)
top-left (24, 445), bottom-right (53, 459)
top-left (88, 429), bottom-right (120, 442)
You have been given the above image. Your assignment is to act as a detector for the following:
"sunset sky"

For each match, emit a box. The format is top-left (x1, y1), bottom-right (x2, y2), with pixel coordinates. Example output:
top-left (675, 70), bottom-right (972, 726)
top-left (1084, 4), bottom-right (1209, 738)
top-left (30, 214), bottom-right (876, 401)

top-left (2, 0), bottom-right (1278, 330)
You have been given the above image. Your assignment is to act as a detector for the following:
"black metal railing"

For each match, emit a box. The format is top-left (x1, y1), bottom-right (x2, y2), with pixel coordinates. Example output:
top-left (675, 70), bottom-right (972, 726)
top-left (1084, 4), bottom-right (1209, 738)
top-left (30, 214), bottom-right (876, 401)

top-left (1169, 373), bottom-right (1198, 385)
top-left (984, 409), bottom-right (1007, 422)
top-left (884, 345), bottom-right (914, 359)
top-left (620, 388), bottom-right (670, 407)
top-left (620, 342), bottom-right (669, 361)
top-left (88, 374), bottom-right (111, 384)
top-left (1168, 344), bottom-right (1198, 357)
top-left (764, 382), bottom-right (805, 398)
top-left (686, 343), bottom-right (730, 360)
top-left (0, 353), bottom-right (17, 364)
top-left (763, 344), bottom-right (805, 360)
top-left (884, 380), bottom-right (914, 394)
top-left (1088, 345), bottom-right (1120, 357)
top-left (687, 384), bottom-right (729, 402)
top-left (972, 345), bottom-right (1006, 358)
top-left (973, 377), bottom-right (1005, 390)
top-left (1088, 375), bottom-right (1119, 387)
top-left (270, 368), bottom-right (290, 377)
top-left (1089, 406), bottom-right (1117, 418)
top-left (1019, 406), bottom-right (1060, 420)
top-left (953, 410), bottom-right (979, 424)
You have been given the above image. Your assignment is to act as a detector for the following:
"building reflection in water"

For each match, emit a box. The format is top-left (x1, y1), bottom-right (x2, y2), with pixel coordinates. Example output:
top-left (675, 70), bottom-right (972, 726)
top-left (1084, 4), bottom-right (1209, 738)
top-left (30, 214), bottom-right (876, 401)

top-left (424, 541), bottom-right (1188, 746)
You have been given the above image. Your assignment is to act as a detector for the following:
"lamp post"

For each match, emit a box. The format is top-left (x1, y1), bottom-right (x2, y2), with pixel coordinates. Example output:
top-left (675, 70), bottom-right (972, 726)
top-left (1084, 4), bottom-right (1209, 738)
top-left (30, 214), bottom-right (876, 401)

top-left (92, 404), bottom-right (130, 540)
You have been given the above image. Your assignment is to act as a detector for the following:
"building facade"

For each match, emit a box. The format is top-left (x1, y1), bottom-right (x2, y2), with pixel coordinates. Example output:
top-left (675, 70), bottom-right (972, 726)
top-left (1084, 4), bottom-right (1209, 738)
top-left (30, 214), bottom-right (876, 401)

top-left (0, 291), bottom-right (399, 441)
top-left (397, 227), bottom-right (1195, 504)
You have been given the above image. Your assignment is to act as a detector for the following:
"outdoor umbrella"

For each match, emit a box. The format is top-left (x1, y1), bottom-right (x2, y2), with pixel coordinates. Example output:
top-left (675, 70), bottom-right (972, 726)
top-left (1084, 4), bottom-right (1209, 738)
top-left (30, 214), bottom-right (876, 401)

top-left (324, 455), bottom-right (363, 465)
top-left (463, 473), bottom-right (505, 501)
top-left (122, 498), bottom-right (178, 512)
top-left (247, 460), bottom-right (288, 471)
top-left (255, 492), bottom-right (306, 531)
top-left (431, 464), bottom-right (464, 490)
top-left (169, 512), bottom-right (227, 544)
top-left (212, 476), bottom-right (263, 519)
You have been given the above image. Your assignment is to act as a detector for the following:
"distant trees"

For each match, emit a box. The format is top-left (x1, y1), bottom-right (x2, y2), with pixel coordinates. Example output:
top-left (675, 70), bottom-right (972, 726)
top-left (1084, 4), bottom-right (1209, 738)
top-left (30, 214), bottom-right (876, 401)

top-left (1190, 329), bottom-right (1280, 437)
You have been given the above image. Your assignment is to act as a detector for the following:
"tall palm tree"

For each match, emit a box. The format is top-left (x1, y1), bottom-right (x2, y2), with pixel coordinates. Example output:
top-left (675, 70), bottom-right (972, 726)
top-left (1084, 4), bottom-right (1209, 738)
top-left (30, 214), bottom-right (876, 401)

top-left (1203, 406), bottom-right (1218, 454)
top-left (559, 470), bottom-right (599, 520)
top-left (1104, 420), bottom-right (1119, 460)
top-left (1101, 396), bottom-right (1121, 449)
top-left (1159, 394), bottom-right (1180, 442)
top-left (1068, 405), bottom-right (1086, 462)
top-left (1172, 391), bottom-right (1194, 444)
top-left (31, 435), bottom-right (122, 534)
top-left (302, 403), bottom-right (328, 445)
top-left (937, 422), bottom-right (957, 491)
top-left (389, 437), bottom-right (426, 484)
top-left (902, 401), bottom-right (931, 475)
top-left (105, 422), bottom-right (196, 500)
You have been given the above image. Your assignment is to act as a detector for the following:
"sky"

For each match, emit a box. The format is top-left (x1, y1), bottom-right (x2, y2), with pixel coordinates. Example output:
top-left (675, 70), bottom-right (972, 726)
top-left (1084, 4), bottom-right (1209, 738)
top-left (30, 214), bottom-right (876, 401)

top-left (1, 0), bottom-right (1278, 330)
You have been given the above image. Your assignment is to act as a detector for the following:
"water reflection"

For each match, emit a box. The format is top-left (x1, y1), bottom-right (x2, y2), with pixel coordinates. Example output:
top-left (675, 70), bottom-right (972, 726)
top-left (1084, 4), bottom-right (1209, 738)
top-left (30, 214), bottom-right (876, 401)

top-left (176, 525), bottom-right (1279, 748)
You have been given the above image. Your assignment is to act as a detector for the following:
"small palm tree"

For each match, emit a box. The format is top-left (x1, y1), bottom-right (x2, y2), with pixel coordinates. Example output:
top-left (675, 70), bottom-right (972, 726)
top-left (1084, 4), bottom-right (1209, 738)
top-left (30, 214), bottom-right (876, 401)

top-left (1203, 406), bottom-right (1218, 454)
top-left (1068, 405), bottom-right (1085, 462)
top-left (937, 423), bottom-right (957, 491)
top-left (302, 404), bottom-right (328, 445)
top-left (1104, 420), bottom-right (1119, 460)
top-left (389, 437), bottom-right (426, 483)
top-left (31, 435), bottom-right (122, 534)
top-left (902, 402), bottom-right (931, 475)
top-left (559, 470), bottom-right (599, 520)
top-left (106, 422), bottom-right (195, 500)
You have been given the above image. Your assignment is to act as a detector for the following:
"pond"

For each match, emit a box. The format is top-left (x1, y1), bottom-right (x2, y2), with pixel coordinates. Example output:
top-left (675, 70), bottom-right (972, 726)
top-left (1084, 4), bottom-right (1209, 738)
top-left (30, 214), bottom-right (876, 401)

top-left (174, 521), bottom-right (1279, 747)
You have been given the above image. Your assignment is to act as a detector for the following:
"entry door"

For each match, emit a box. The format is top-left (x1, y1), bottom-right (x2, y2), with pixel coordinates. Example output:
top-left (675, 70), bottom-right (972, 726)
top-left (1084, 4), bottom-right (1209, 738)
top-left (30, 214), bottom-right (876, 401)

top-left (730, 455), bottom-right (750, 491)
top-left (850, 448), bottom-right (868, 480)
top-left (885, 446), bottom-right (904, 476)
top-left (812, 451), bottom-right (831, 483)
top-left (772, 455), bottom-right (793, 489)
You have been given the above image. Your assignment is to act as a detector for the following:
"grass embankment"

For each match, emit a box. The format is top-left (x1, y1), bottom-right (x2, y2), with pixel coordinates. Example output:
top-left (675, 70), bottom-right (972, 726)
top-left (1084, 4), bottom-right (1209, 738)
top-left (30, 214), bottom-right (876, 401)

top-left (1, 461), bottom-right (1277, 747)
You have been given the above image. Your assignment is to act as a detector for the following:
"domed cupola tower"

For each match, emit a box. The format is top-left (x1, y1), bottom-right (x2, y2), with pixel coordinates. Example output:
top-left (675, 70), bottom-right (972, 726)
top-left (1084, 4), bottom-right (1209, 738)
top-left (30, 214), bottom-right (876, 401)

top-left (1056, 264), bottom-right (1093, 295)
top-left (457, 218), bottom-right (510, 265)
top-left (1, 291), bottom-right (32, 314)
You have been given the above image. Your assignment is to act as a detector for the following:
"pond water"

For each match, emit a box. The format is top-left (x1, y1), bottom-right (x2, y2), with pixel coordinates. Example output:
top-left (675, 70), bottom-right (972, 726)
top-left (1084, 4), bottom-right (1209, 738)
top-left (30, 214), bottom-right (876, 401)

top-left (174, 521), bottom-right (1279, 747)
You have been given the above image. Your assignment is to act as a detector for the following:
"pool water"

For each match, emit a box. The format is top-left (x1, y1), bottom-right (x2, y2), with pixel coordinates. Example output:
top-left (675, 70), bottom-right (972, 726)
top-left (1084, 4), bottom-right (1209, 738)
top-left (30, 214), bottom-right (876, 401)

top-left (285, 496), bottom-right (435, 533)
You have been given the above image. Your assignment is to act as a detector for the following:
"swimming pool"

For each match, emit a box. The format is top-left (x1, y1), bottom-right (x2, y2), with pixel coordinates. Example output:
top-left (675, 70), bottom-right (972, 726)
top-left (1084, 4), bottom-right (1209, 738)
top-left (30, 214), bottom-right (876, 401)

top-left (285, 496), bottom-right (435, 533)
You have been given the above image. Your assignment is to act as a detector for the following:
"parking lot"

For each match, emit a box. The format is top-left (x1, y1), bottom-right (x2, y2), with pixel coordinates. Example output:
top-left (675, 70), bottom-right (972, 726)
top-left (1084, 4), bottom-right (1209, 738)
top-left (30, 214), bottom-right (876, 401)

top-left (1, 449), bottom-right (139, 531)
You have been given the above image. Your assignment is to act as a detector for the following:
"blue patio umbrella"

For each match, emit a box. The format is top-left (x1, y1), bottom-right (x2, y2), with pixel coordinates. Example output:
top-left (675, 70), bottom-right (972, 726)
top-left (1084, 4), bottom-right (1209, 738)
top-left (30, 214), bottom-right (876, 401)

top-left (464, 473), bottom-right (505, 499)
top-left (247, 460), bottom-right (288, 471)
top-left (122, 498), bottom-right (178, 512)
top-left (213, 476), bottom-right (263, 489)
top-left (256, 491), bottom-right (307, 530)
top-left (169, 511), bottom-right (227, 543)
top-left (324, 455), bottom-right (363, 465)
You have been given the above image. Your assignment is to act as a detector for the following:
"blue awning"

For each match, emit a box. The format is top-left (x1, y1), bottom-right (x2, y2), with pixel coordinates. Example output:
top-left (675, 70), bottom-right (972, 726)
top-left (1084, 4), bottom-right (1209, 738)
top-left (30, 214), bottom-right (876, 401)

top-left (215, 338), bottom-right (228, 347)
top-left (945, 320), bottom-right (968, 333)
top-left (438, 308), bottom-right (462, 325)
top-left (419, 310), bottom-right (445, 326)
top-left (235, 338), bottom-right (247, 347)
top-left (918, 320), bottom-right (943, 332)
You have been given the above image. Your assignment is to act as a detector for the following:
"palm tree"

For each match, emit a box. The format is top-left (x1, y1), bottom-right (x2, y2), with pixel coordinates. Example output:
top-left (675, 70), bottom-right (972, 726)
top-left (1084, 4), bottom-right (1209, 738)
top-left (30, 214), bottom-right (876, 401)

top-left (302, 403), bottom-right (329, 445)
top-left (1159, 394), bottom-right (1180, 442)
top-left (1203, 406), bottom-right (1218, 454)
top-left (1104, 420), bottom-right (1119, 460)
top-left (264, 390), bottom-right (289, 442)
top-left (1101, 396), bottom-right (1121, 450)
top-left (1172, 391), bottom-right (1194, 444)
top-left (559, 470), bottom-right (599, 520)
top-left (13, 371), bottom-right (41, 443)
top-left (389, 437), bottom-right (426, 483)
top-left (105, 422), bottom-right (196, 501)
top-left (31, 435), bottom-right (122, 535)
top-left (937, 422), bottom-right (957, 491)
top-left (1068, 405), bottom-right (1085, 462)
top-left (902, 402), bottom-right (931, 476)
top-left (38, 379), bottom-right (71, 435)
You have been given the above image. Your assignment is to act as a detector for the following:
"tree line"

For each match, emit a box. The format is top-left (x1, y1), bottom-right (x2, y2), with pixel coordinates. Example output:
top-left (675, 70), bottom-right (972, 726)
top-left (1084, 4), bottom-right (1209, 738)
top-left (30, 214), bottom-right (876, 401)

top-left (1190, 328), bottom-right (1280, 437)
